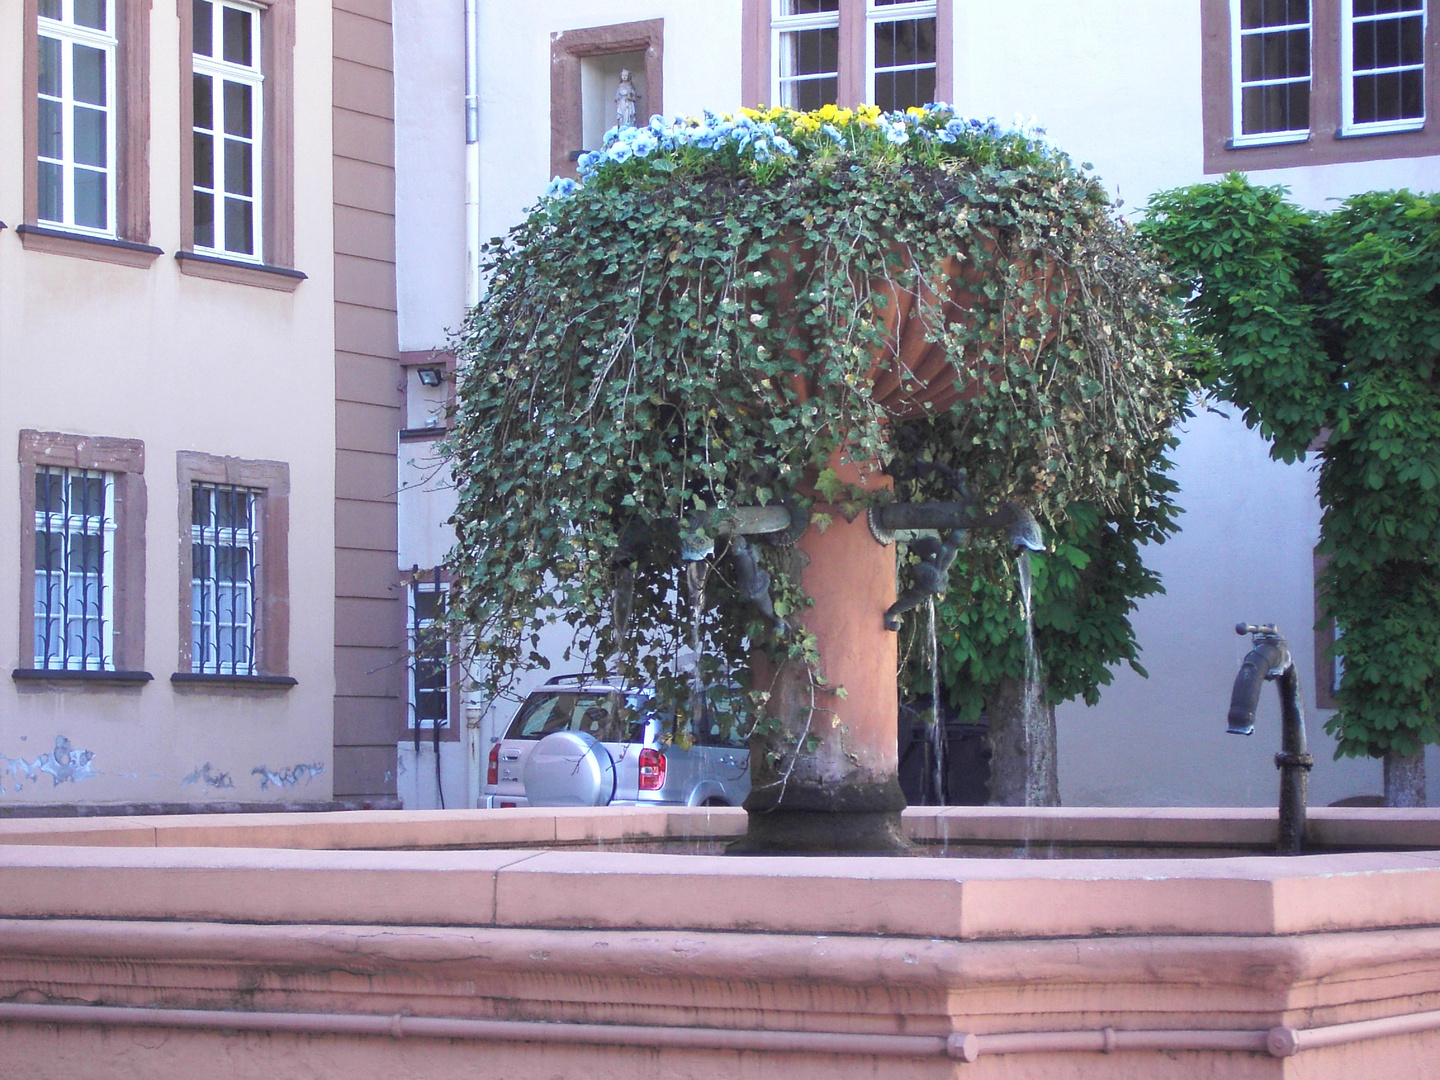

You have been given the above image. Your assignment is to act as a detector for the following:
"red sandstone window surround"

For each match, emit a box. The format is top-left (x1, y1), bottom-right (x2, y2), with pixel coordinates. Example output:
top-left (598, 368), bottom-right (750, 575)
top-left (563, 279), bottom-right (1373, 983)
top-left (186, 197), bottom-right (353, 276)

top-left (15, 430), bottom-right (149, 684)
top-left (1202, 0), bottom-right (1438, 171)
top-left (742, 0), bottom-right (953, 110)
top-left (18, 0), bottom-right (158, 268)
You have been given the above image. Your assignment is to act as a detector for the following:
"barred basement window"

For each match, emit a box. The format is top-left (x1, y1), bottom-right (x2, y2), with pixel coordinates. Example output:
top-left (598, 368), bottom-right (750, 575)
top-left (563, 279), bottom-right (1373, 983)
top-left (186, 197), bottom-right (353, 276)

top-left (1343, 0), bottom-right (1426, 133)
top-left (868, 0), bottom-right (937, 113)
top-left (409, 575), bottom-right (450, 730)
top-left (190, 482), bottom-right (259, 675)
top-left (33, 467), bottom-right (116, 671)
top-left (1232, 0), bottom-right (1312, 144)
top-left (192, 0), bottom-right (263, 260)
top-left (37, 0), bottom-right (118, 234)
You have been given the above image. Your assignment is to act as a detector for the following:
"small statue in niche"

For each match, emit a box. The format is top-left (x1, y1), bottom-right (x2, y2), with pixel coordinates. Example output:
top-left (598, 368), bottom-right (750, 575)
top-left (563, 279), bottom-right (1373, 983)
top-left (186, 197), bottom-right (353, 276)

top-left (615, 68), bottom-right (639, 129)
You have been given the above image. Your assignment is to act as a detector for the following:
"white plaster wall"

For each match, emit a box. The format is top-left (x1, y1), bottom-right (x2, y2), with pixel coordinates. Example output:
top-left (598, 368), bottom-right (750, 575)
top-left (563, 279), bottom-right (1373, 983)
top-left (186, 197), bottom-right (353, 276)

top-left (477, 0), bottom-right (743, 251)
top-left (393, 0), bottom-right (468, 352)
top-left (0, 0), bottom-right (338, 806)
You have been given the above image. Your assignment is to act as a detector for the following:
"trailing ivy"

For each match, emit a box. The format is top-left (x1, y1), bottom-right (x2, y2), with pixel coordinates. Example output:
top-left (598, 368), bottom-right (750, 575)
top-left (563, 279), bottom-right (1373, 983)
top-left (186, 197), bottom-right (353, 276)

top-left (1142, 175), bottom-right (1440, 762)
top-left (445, 105), bottom-right (1191, 744)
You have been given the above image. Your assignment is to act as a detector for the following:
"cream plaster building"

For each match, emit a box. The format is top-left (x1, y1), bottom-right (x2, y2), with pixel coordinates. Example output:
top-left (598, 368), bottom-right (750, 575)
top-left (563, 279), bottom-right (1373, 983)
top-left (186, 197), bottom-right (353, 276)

top-left (392, 0), bottom-right (1439, 811)
top-left (1, 0), bottom-right (405, 810)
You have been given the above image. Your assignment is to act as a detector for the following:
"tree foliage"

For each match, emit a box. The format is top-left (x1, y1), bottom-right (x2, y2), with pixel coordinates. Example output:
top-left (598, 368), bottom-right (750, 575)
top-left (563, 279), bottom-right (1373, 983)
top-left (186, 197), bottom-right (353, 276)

top-left (1142, 175), bottom-right (1440, 758)
top-left (444, 106), bottom-right (1191, 743)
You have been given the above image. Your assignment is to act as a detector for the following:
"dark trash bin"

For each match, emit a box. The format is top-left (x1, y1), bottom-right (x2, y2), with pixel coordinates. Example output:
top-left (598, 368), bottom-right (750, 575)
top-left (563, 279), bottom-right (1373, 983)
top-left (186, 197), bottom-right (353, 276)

top-left (898, 695), bottom-right (990, 806)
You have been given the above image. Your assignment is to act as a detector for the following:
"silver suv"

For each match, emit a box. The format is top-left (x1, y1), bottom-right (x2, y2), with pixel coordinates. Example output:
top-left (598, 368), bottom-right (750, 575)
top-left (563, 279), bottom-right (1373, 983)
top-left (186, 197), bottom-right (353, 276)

top-left (483, 675), bottom-right (751, 808)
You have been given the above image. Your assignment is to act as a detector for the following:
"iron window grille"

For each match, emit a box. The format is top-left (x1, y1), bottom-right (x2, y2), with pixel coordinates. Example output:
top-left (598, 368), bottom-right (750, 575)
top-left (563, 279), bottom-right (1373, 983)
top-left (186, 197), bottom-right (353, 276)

top-left (1343, 0), bottom-right (1426, 134)
top-left (867, 0), bottom-right (937, 113)
top-left (33, 467), bottom-right (116, 671)
top-left (190, 482), bottom-right (260, 676)
top-left (192, 0), bottom-right (264, 261)
top-left (409, 575), bottom-right (450, 730)
top-left (37, 0), bottom-right (118, 235)
top-left (1231, 0), bottom-right (1313, 144)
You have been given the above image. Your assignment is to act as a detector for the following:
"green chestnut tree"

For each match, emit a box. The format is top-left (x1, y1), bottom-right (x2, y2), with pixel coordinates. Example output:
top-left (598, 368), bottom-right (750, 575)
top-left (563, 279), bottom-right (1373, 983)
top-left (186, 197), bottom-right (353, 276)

top-left (1141, 175), bottom-right (1440, 806)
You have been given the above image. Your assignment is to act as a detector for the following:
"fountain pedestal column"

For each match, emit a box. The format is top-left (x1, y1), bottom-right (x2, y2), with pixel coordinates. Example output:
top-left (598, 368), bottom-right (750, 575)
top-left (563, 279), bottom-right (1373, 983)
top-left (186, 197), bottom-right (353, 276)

top-left (735, 455), bottom-right (906, 854)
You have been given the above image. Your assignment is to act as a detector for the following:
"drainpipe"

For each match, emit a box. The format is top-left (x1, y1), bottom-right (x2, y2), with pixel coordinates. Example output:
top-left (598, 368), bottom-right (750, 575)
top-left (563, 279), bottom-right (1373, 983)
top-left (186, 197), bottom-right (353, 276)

top-left (464, 0), bottom-right (482, 309)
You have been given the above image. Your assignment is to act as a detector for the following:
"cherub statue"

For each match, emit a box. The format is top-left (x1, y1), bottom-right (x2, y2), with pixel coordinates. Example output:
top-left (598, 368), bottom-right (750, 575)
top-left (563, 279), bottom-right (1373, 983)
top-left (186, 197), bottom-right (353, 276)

top-left (615, 68), bottom-right (639, 129)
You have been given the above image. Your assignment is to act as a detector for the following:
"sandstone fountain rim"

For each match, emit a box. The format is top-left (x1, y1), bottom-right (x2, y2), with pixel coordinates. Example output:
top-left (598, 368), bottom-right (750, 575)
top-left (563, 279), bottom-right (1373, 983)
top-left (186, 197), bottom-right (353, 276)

top-left (0, 807), bottom-right (1438, 942)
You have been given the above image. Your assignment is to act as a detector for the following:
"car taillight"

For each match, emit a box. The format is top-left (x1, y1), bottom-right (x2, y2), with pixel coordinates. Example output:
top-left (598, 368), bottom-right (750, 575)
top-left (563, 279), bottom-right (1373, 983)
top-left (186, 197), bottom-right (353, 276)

top-left (487, 742), bottom-right (500, 786)
top-left (638, 747), bottom-right (666, 791)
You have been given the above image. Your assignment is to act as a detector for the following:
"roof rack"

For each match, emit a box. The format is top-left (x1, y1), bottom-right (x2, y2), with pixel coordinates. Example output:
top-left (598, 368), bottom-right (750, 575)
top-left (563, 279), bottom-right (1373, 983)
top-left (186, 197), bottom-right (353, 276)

top-left (542, 672), bottom-right (625, 687)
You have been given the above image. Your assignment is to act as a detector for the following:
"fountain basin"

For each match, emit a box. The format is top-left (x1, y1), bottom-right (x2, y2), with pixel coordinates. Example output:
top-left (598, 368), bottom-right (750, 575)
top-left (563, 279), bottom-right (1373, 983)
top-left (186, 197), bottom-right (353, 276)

top-left (1, 807), bottom-right (1438, 1078)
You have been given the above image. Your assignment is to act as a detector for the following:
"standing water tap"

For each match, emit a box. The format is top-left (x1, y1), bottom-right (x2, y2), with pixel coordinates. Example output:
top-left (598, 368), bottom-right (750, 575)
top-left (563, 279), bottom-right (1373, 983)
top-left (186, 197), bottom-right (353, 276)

top-left (1228, 623), bottom-right (1314, 855)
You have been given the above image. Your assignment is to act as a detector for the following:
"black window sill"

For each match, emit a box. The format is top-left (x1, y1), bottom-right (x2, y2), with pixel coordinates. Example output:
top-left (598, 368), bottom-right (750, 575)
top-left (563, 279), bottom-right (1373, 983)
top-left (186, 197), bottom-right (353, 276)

top-left (14, 224), bottom-right (163, 268)
top-left (170, 673), bottom-right (298, 689)
top-left (400, 426), bottom-right (449, 442)
top-left (13, 668), bottom-right (154, 686)
top-left (175, 250), bottom-right (307, 292)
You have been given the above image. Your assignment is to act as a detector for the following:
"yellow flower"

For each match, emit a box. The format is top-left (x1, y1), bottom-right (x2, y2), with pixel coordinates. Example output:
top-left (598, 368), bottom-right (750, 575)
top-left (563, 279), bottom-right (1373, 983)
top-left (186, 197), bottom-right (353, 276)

top-left (738, 106), bottom-right (763, 120)
top-left (906, 105), bottom-right (928, 119)
top-left (857, 104), bottom-right (882, 126)
top-left (765, 105), bottom-right (787, 122)
top-left (834, 107), bottom-right (854, 127)
top-left (817, 103), bottom-right (839, 122)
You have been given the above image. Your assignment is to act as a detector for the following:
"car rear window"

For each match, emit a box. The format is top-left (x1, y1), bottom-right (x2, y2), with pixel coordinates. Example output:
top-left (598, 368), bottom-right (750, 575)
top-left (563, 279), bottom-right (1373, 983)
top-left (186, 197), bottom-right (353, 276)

top-left (504, 691), bottom-right (649, 743)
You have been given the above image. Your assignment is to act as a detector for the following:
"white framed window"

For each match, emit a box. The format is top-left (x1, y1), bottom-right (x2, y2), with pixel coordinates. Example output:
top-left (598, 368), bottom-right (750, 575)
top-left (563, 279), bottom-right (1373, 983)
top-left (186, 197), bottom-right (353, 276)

top-left (34, 467), bottom-right (116, 671)
top-left (1231, 0), bottom-right (1312, 145)
top-left (36, 0), bottom-right (118, 235)
top-left (192, 0), bottom-right (264, 261)
top-left (772, 0), bottom-right (840, 110)
top-left (408, 576), bottom-right (450, 730)
top-left (867, 0), bottom-right (937, 112)
top-left (1342, 0), bottom-right (1426, 134)
top-left (190, 482), bottom-right (259, 676)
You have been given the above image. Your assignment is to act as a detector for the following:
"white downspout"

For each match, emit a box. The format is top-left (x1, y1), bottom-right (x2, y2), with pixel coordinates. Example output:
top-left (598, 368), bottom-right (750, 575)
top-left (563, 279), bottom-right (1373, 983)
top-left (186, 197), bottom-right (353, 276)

top-left (464, 0), bottom-right (482, 309)
top-left (463, 0), bottom-right (483, 808)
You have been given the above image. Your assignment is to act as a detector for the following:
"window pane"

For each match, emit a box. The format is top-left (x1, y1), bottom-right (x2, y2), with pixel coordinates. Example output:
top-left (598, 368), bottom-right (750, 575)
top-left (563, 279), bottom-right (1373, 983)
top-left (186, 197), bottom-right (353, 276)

top-left (194, 0), bottom-right (214, 56)
top-left (38, 99), bottom-right (63, 160)
top-left (1399, 15), bottom-right (1424, 65)
top-left (195, 190), bottom-right (215, 247)
top-left (194, 132), bottom-right (214, 188)
top-left (74, 106), bottom-right (107, 167)
top-left (223, 80), bottom-right (252, 138)
top-left (74, 0), bottom-right (106, 30)
top-left (1354, 0), bottom-right (1423, 14)
top-left (1399, 67), bottom-right (1424, 118)
top-left (778, 26), bottom-right (838, 80)
top-left (223, 5), bottom-right (254, 66)
top-left (72, 44), bottom-right (106, 106)
top-left (74, 168), bottom-right (107, 229)
top-left (38, 0), bottom-right (61, 18)
top-left (777, 0), bottom-right (839, 13)
top-left (194, 73), bottom-right (213, 129)
top-left (224, 138), bottom-right (252, 195)
top-left (1243, 0), bottom-right (1309, 27)
top-left (1243, 80), bottom-right (1309, 132)
top-left (38, 163), bottom-right (63, 223)
top-left (875, 65), bottom-right (935, 113)
top-left (780, 75), bottom-right (837, 110)
top-left (38, 35), bottom-right (61, 97)
top-left (224, 196), bottom-right (253, 254)
top-left (874, 17), bottom-right (936, 69)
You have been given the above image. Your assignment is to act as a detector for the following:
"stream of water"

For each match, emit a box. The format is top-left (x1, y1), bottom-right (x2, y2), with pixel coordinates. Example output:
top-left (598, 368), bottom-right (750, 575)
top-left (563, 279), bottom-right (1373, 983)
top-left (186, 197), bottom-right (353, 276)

top-left (684, 560), bottom-right (709, 734)
top-left (1016, 550), bottom-right (1044, 810)
top-left (926, 597), bottom-right (944, 804)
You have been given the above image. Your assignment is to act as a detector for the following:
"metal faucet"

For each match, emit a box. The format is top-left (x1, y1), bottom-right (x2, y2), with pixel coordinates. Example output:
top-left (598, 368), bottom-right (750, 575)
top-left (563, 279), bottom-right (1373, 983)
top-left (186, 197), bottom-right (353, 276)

top-left (1228, 623), bottom-right (1313, 855)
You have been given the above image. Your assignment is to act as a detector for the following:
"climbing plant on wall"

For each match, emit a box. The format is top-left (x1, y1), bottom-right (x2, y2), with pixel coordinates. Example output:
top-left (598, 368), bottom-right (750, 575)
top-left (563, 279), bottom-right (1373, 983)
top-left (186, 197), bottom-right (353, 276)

top-left (1142, 175), bottom-right (1440, 798)
top-left (444, 105), bottom-right (1191, 759)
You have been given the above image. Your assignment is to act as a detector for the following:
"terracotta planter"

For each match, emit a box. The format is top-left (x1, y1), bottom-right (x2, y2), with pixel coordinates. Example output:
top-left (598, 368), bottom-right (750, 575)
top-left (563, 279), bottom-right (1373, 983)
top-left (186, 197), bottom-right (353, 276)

top-left (733, 236), bottom-right (1064, 853)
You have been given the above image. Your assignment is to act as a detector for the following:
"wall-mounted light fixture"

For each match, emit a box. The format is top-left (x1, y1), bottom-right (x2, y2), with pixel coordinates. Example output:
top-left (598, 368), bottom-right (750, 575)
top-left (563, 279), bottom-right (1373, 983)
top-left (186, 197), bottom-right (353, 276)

top-left (417, 368), bottom-right (444, 387)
